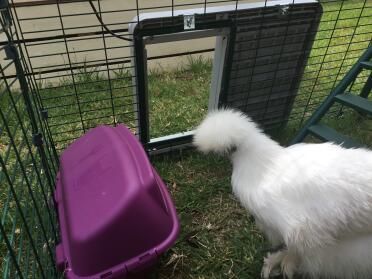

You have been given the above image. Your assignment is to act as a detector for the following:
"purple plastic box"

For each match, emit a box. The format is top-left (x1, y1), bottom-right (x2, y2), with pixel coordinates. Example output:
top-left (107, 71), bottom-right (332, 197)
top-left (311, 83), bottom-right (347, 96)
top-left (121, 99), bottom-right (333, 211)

top-left (54, 125), bottom-right (179, 279)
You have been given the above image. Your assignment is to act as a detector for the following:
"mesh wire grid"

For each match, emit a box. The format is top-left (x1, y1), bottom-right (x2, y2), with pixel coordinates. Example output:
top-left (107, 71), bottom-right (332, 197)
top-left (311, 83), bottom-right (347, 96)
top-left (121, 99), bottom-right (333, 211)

top-left (7, 0), bottom-right (372, 148)
top-left (0, 5), bottom-right (59, 278)
top-left (0, 0), bottom-right (371, 277)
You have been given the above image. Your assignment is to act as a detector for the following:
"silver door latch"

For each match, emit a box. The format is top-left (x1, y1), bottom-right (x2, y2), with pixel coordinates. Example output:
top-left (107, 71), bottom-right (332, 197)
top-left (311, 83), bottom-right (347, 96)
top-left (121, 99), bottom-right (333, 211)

top-left (184, 14), bottom-right (195, 30)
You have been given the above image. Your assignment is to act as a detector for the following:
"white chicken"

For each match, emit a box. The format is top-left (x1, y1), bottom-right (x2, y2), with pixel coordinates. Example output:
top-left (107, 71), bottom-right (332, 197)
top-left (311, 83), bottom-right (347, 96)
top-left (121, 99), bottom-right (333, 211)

top-left (193, 108), bottom-right (372, 279)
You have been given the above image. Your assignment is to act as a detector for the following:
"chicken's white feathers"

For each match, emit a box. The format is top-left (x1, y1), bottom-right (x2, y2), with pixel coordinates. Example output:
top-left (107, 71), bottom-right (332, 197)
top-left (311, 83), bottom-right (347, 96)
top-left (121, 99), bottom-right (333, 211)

top-left (194, 108), bottom-right (372, 279)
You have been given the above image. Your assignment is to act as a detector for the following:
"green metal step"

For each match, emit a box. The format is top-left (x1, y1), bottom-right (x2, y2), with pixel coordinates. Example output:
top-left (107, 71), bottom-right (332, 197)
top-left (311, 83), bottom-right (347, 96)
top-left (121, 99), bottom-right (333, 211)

top-left (360, 61), bottom-right (372, 70)
top-left (334, 93), bottom-right (372, 115)
top-left (308, 124), bottom-right (363, 148)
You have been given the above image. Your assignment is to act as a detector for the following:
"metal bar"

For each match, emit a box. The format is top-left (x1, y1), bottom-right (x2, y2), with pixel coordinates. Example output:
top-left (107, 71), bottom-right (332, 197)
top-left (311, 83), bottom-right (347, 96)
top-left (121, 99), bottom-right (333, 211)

top-left (1, 47), bottom-right (217, 79)
top-left (0, 214), bottom-right (25, 279)
top-left (147, 130), bottom-right (194, 149)
top-left (23, 202), bottom-right (37, 278)
top-left (47, 103), bottom-right (138, 121)
top-left (3, 43), bottom-right (58, 238)
top-left (360, 74), bottom-right (372, 98)
top-left (10, 156), bottom-right (37, 277)
top-left (11, 1), bottom-right (61, 170)
top-left (0, 28), bottom-right (129, 45)
top-left (48, 114), bottom-right (137, 130)
top-left (44, 94), bottom-right (134, 110)
top-left (133, 33), bottom-right (149, 144)
top-left (218, 23), bottom-right (236, 105)
top-left (11, 0), bottom-right (86, 7)
top-left (144, 29), bottom-right (227, 44)
top-left (41, 84), bottom-right (134, 101)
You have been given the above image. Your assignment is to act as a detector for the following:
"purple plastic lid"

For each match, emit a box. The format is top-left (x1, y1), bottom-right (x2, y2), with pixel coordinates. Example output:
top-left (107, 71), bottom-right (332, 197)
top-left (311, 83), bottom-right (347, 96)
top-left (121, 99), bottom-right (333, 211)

top-left (55, 125), bottom-right (179, 278)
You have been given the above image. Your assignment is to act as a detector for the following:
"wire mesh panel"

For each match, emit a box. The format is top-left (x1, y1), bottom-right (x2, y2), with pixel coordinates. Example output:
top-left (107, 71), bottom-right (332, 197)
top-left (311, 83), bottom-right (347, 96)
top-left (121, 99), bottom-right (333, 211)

top-left (0, 3), bottom-right (59, 277)
top-left (222, 1), bottom-right (322, 129)
top-left (7, 0), bottom-right (371, 152)
top-left (10, 0), bottom-right (142, 152)
top-left (292, 0), bottom-right (372, 129)
top-left (0, 0), bottom-right (371, 277)
top-left (129, 0), bottom-right (323, 152)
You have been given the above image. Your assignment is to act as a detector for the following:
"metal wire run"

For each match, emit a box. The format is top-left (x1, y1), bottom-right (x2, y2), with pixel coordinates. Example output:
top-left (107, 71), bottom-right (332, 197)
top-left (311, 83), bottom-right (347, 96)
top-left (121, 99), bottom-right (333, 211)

top-left (0, 0), bottom-right (371, 277)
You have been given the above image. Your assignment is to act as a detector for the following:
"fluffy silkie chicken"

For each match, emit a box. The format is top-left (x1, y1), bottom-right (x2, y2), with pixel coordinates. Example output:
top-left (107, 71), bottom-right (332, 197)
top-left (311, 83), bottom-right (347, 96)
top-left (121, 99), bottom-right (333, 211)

top-left (193, 109), bottom-right (372, 279)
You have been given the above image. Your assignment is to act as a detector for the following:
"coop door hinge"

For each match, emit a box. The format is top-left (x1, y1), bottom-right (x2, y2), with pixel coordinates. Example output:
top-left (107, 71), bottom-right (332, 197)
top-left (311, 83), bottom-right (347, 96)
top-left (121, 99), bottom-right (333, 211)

top-left (277, 5), bottom-right (289, 17)
top-left (183, 14), bottom-right (195, 30)
top-left (32, 133), bottom-right (43, 147)
top-left (40, 108), bottom-right (48, 120)
top-left (4, 43), bottom-right (16, 60)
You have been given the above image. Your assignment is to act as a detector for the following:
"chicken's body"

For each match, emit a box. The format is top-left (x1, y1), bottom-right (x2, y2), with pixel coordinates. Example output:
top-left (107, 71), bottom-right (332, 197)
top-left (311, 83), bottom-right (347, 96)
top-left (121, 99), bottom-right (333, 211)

top-left (193, 109), bottom-right (372, 279)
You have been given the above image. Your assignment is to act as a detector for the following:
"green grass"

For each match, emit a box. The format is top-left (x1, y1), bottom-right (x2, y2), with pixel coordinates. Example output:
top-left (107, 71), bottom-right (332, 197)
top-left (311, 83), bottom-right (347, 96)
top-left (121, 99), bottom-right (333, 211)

top-left (148, 56), bottom-right (211, 138)
top-left (151, 152), bottom-right (266, 279)
top-left (1, 0), bottom-right (372, 278)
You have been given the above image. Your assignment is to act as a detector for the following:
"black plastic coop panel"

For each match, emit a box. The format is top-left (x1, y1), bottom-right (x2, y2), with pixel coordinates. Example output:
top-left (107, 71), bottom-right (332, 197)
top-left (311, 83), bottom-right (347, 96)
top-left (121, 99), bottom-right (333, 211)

top-left (129, 0), bottom-right (322, 153)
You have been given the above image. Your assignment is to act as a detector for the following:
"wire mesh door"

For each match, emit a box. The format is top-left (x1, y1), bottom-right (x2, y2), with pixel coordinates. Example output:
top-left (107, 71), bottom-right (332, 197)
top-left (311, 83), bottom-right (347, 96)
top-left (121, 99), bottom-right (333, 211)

top-left (130, 1), bottom-right (323, 153)
top-left (0, 0), bottom-right (371, 278)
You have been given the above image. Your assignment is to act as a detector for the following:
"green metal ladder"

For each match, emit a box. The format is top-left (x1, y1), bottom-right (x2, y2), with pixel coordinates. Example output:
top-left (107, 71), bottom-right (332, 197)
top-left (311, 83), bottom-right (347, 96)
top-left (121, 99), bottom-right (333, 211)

top-left (290, 46), bottom-right (372, 148)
